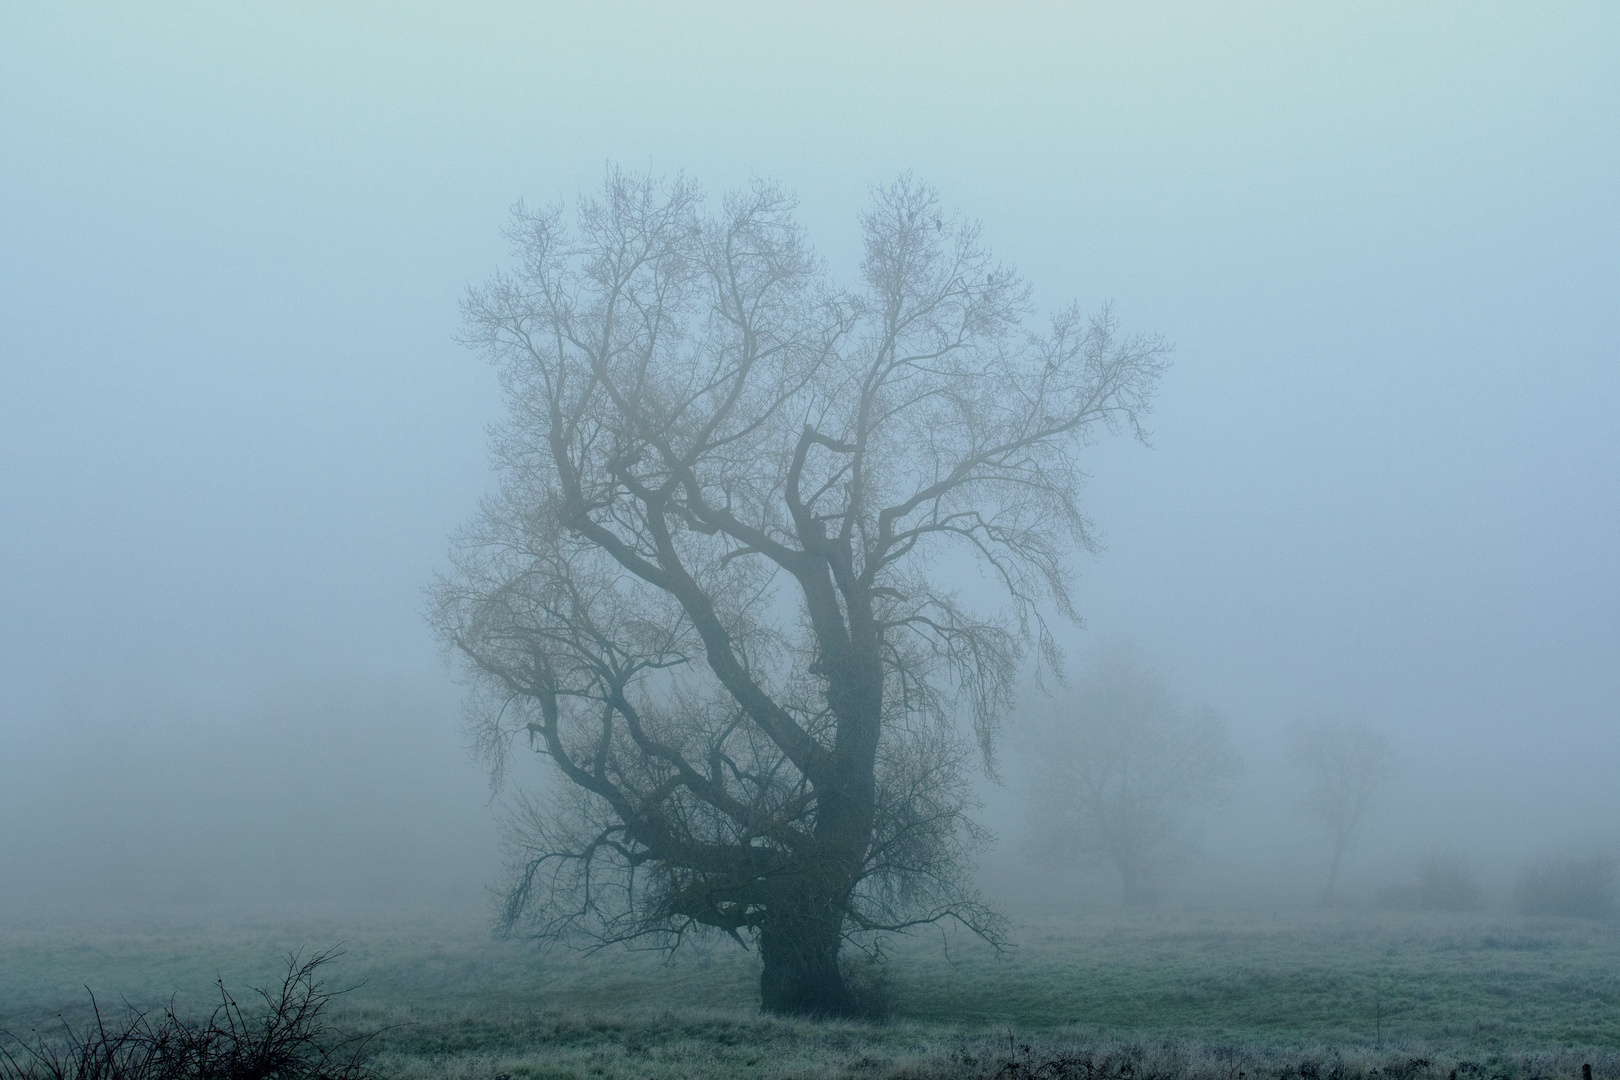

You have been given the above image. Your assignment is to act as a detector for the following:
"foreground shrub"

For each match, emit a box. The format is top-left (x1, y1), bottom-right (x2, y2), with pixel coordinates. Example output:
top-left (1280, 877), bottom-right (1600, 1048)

top-left (1514, 854), bottom-right (1618, 919)
top-left (0, 950), bottom-right (378, 1080)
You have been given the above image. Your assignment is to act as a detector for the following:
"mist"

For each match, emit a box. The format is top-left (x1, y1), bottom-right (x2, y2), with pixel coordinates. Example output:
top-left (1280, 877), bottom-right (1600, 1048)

top-left (2, 4), bottom-right (1616, 934)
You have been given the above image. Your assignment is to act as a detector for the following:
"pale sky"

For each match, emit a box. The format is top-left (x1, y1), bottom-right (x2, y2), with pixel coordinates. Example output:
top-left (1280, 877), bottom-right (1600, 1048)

top-left (2, 3), bottom-right (1615, 914)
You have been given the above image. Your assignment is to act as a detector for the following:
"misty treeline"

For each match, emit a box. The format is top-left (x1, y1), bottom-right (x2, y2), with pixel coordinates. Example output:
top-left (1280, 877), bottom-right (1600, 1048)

top-left (1370, 852), bottom-right (1616, 920)
top-left (1013, 648), bottom-right (1617, 919)
top-left (430, 165), bottom-right (1170, 1017)
top-left (1013, 645), bottom-right (1389, 908)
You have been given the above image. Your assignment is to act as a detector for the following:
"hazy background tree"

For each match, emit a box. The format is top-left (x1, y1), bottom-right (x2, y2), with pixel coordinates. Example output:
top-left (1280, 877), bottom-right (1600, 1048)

top-left (1514, 854), bottom-right (1617, 919)
top-left (1020, 643), bottom-right (1239, 906)
top-left (431, 168), bottom-right (1169, 1015)
top-left (1291, 716), bottom-right (1395, 905)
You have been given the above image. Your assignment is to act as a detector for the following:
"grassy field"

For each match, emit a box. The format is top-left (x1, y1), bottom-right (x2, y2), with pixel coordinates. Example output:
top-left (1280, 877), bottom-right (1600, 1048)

top-left (2, 907), bottom-right (1616, 1080)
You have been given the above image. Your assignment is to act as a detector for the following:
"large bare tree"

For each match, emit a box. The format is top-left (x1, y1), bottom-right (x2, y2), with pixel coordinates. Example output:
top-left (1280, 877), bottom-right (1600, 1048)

top-left (430, 169), bottom-right (1169, 1015)
top-left (1020, 643), bottom-right (1240, 906)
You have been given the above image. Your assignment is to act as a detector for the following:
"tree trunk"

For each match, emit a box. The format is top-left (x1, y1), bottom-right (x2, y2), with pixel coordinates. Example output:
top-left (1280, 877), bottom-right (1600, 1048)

top-left (758, 912), bottom-right (855, 1016)
top-left (1118, 857), bottom-right (1158, 907)
top-left (1120, 863), bottom-right (1141, 906)
top-left (1322, 838), bottom-right (1346, 906)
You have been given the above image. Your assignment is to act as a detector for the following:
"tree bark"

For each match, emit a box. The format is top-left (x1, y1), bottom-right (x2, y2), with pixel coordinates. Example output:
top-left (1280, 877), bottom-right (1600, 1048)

top-left (758, 907), bottom-right (855, 1016)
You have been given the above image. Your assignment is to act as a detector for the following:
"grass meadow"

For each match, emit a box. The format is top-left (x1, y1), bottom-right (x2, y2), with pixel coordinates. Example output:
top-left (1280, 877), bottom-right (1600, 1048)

top-left (2, 908), bottom-right (1616, 1080)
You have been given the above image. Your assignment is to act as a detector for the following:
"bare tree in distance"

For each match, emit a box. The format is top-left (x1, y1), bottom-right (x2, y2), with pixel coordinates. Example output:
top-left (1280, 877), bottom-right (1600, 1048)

top-left (429, 167), bottom-right (1170, 1016)
top-left (1291, 716), bottom-right (1395, 906)
top-left (1020, 642), bottom-right (1240, 906)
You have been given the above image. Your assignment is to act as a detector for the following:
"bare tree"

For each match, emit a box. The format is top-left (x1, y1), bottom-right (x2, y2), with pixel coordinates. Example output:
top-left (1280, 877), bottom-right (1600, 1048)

top-left (1291, 716), bottom-right (1395, 905)
top-left (1021, 643), bottom-right (1240, 906)
top-left (429, 168), bottom-right (1169, 1015)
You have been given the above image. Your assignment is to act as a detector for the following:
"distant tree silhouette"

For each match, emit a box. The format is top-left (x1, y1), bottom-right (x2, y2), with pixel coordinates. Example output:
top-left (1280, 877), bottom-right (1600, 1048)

top-left (1291, 716), bottom-right (1394, 905)
top-left (1021, 643), bottom-right (1240, 906)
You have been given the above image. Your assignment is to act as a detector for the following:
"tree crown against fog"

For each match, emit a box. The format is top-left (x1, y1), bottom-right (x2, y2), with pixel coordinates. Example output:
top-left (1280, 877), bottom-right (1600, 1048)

top-left (430, 168), bottom-right (1170, 1016)
top-left (1291, 716), bottom-right (1395, 906)
top-left (1020, 643), bottom-right (1240, 906)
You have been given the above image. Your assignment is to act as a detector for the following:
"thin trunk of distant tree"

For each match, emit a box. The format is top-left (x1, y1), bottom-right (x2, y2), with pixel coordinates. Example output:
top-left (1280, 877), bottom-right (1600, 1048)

top-left (1324, 832), bottom-right (1348, 906)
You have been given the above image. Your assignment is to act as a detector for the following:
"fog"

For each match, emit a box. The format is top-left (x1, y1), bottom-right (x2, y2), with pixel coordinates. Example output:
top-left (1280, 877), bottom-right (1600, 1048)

top-left (2, 5), bottom-right (1616, 923)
